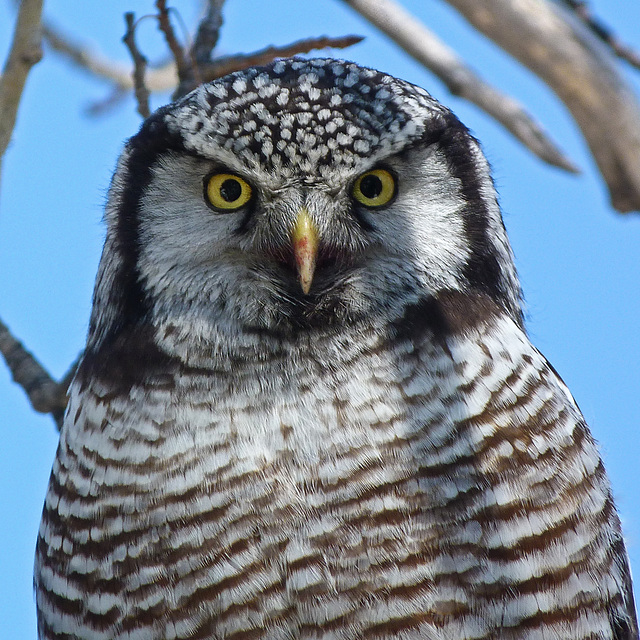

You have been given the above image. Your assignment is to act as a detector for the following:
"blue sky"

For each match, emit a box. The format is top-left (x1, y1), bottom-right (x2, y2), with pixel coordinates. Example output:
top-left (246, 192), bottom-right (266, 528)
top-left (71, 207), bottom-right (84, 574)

top-left (1, 1), bottom-right (638, 636)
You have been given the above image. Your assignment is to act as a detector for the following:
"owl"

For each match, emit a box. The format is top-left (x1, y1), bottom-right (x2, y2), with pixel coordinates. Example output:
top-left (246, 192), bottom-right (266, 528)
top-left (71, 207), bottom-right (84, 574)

top-left (35, 57), bottom-right (638, 639)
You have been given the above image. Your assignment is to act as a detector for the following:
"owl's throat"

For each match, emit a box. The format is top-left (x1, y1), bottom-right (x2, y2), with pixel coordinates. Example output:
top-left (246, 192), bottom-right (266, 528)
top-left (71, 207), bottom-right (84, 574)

top-left (268, 245), bottom-right (354, 295)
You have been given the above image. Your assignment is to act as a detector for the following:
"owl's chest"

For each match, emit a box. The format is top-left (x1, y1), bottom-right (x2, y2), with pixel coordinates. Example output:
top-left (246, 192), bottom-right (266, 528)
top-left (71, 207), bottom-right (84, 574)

top-left (69, 334), bottom-right (467, 518)
top-left (59, 352), bottom-right (477, 637)
top-left (140, 351), bottom-right (440, 495)
top-left (53, 328), bottom-right (592, 637)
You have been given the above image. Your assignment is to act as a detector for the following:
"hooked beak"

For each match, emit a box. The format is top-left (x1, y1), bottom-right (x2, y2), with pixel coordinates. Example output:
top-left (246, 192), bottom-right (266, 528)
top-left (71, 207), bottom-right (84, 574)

top-left (290, 208), bottom-right (319, 295)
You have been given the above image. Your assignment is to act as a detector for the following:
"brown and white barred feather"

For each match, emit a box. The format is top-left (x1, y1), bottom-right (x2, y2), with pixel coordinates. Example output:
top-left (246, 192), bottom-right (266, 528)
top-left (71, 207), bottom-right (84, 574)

top-left (36, 292), bottom-right (636, 639)
top-left (34, 58), bottom-right (637, 640)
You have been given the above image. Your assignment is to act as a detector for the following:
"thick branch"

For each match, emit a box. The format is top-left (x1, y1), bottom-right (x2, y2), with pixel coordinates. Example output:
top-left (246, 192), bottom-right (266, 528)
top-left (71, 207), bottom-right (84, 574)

top-left (172, 0), bottom-right (227, 99)
top-left (0, 0), bottom-right (44, 187)
top-left (0, 318), bottom-right (68, 429)
top-left (563, 0), bottom-right (640, 70)
top-left (191, 0), bottom-right (225, 66)
top-left (339, 0), bottom-right (577, 173)
top-left (444, 0), bottom-right (640, 213)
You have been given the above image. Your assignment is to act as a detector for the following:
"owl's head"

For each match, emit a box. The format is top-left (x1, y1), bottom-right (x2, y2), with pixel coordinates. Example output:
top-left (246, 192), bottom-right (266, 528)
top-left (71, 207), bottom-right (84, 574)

top-left (88, 58), bottom-right (522, 354)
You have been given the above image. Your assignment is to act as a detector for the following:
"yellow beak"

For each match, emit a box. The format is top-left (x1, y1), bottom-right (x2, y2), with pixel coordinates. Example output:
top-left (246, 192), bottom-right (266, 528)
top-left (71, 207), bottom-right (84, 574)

top-left (291, 208), bottom-right (319, 295)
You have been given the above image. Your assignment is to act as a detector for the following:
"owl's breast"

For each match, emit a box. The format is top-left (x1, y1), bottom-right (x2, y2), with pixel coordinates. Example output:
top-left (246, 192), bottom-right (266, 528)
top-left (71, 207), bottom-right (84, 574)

top-left (43, 328), bottom-right (460, 631)
top-left (38, 317), bottom-right (622, 638)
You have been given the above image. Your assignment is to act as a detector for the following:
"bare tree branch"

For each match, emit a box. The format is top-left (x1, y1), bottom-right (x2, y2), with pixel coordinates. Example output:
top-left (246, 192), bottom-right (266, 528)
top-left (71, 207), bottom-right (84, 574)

top-left (171, 0), bottom-right (227, 99)
top-left (156, 0), bottom-right (195, 97)
top-left (0, 318), bottom-right (68, 429)
top-left (191, 0), bottom-right (225, 66)
top-left (59, 355), bottom-right (81, 397)
top-left (200, 35), bottom-right (365, 82)
top-left (43, 20), bottom-right (178, 93)
top-left (84, 86), bottom-right (128, 116)
top-left (562, 0), bottom-right (640, 70)
top-left (43, 17), bottom-right (361, 111)
top-left (123, 12), bottom-right (151, 118)
top-left (156, 1), bottom-right (187, 72)
top-left (339, 0), bottom-right (578, 173)
top-left (0, 0), bottom-right (44, 193)
top-left (442, 0), bottom-right (640, 213)
top-left (43, 22), bottom-right (131, 87)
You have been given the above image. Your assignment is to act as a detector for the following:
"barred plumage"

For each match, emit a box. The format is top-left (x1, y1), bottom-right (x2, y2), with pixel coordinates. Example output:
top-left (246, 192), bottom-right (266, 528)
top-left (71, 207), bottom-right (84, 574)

top-left (36, 58), bottom-right (637, 639)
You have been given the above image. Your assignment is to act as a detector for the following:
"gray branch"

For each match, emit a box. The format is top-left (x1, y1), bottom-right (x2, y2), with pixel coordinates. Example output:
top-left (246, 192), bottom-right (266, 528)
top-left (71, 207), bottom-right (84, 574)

top-left (199, 35), bottom-right (364, 83)
top-left (561, 0), bottom-right (640, 70)
top-left (0, 318), bottom-right (70, 429)
top-left (0, 0), bottom-right (44, 194)
top-left (340, 0), bottom-right (578, 173)
top-left (43, 20), bottom-right (177, 93)
top-left (41, 18), bottom-right (362, 108)
top-left (156, 0), bottom-right (195, 99)
top-left (192, 0), bottom-right (225, 65)
top-left (443, 0), bottom-right (640, 213)
top-left (123, 12), bottom-right (151, 118)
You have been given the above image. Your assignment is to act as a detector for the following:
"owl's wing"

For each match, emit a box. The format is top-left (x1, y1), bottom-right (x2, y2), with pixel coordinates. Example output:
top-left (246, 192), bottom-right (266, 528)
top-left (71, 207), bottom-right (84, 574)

top-left (407, 289), bottom-right (639, 637)
top-left (532, 356), bottom-right (639, 640)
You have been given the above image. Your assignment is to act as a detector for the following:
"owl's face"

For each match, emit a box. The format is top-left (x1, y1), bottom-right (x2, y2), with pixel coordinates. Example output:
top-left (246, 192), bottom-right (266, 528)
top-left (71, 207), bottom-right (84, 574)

top-left (91, 58), bottom-right (522, 350)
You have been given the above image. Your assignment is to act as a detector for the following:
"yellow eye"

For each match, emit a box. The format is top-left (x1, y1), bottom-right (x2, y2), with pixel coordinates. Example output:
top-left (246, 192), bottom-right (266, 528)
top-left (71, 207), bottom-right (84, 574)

top-left (204, 173), bottom-right (252, 211)
top-left (352, 168), bottom-right (396, 208)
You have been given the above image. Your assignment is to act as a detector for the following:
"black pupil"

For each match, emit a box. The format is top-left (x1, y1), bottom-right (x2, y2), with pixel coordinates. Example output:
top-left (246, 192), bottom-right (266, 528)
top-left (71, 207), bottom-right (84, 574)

top-left (220, 178), bottom-right (242, 202)
top-left (360, 174), bottom-right (383, 199)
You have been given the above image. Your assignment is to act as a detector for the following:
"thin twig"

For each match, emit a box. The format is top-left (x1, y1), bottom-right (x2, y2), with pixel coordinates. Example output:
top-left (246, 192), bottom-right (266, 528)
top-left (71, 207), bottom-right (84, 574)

top-left (0, 0), bottom-right (44, 194)
top-left (43, 22), bottom-right (361, 113)
top-left (0, 317), bottom-right (68, 429)
top-left (340, 0), bottom-right (578, 173)
top-left (563, 0), bottom-right (640, 70)
top-left (156, 1), bottom-right (187, 69)
top-left (43, 21), bottom-right (131, 87)
top-left (84, 86), bottom-right (128, 117)
top-left (43, 21), bottom-right (178, 94)
top-left (123, 12), bottom-right (151, 118)
top-left (156, 0), bottom-right (194, 96)
top-left (201, 34), bottom-right (365, 82)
